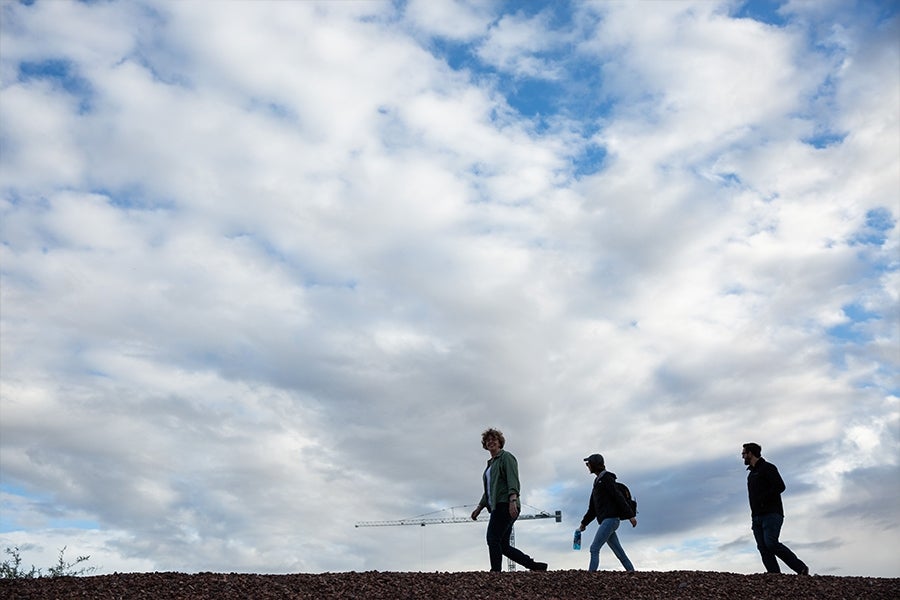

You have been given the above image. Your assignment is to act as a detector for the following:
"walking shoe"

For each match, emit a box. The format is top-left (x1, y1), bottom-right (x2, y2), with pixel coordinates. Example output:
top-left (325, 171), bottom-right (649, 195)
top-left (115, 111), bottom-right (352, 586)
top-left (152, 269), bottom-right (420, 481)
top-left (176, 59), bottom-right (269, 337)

top-left (531, 562), bottom-right (548, 571)
top-left (798, 566), bottom-right (809, 576)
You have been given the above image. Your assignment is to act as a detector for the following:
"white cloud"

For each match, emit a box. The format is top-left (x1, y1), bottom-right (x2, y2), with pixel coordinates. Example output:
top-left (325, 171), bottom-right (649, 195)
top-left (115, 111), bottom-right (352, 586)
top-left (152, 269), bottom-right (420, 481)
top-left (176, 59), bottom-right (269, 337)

top-left (404, 0), bottom-right (494, 42)
top-left (477, 11), bottom-right (565, 79)
top-left (1, 0), bottom-right (897, 578)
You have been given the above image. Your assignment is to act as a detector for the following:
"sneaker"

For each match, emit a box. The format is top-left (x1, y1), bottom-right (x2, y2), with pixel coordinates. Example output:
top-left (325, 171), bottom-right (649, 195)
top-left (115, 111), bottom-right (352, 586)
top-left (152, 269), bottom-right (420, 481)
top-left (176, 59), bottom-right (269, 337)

top-left (532, 562), bottom-right (548, 571)
top-left (798, 566), bottom-right (809, 576)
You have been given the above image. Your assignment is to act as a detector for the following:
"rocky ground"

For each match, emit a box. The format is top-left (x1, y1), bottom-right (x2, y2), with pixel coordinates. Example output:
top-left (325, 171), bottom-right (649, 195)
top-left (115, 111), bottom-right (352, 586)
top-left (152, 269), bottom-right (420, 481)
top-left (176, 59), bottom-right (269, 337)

top-left (3, 569), bottom-right (899, 599)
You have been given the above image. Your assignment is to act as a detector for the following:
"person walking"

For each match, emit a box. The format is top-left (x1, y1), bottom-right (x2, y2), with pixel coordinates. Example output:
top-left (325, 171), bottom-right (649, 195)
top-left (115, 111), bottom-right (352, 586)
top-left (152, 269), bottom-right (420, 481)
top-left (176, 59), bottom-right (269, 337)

top-left (742, 442), bottom-right (810, 575)
top-left (470, 428), bottom-right (548, 572)
top-left (578, 453), bottom-right (637, 571)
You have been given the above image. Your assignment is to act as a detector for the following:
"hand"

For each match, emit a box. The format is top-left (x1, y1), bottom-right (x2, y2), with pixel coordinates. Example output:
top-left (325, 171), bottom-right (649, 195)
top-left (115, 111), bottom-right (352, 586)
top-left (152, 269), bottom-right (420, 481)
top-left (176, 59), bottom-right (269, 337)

top-left (629, 517), bottom-right (637, 528)
top-left (578, 524), bottom-right (586, 532)
top-left (471, 506), bottom-right (483, 520)
top-left (509, 502), bottom-right (519, 518)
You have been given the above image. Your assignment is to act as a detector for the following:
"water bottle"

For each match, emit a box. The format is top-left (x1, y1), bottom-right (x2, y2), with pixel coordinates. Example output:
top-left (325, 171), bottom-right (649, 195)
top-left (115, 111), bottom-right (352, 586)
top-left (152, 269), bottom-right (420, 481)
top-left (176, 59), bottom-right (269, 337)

top-left (573, 528), bottom-right (581, 550)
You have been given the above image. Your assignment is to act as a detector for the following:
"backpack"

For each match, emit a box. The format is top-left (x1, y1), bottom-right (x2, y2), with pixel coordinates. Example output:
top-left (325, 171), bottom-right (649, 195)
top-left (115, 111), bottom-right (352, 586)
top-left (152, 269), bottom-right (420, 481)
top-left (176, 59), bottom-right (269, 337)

top-left (616, 482), bottom-right (638, 519)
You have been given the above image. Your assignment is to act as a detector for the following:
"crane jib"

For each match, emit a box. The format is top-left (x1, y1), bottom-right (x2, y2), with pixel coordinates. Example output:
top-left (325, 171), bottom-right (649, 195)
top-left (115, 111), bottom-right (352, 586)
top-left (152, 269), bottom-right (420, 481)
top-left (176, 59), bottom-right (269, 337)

top-left (355, 509), bottom-right (562, 528)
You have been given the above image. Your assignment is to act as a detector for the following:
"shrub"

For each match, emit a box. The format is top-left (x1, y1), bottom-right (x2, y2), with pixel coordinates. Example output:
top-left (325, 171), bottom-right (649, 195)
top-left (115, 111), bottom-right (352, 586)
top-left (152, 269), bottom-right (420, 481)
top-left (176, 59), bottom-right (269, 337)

top-left (1, 545), bottom-right (98, 578)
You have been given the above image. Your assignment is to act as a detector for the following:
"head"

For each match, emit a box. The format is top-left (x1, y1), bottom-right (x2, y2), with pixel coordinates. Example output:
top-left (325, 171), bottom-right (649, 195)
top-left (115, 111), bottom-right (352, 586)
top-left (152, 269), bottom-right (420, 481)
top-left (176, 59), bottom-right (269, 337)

top-left (481, 428), bottom-right (505, 451)
top-left (583, 453), bottom-right (605, 474)
top-left (742, 442), bottom-right (762, 466)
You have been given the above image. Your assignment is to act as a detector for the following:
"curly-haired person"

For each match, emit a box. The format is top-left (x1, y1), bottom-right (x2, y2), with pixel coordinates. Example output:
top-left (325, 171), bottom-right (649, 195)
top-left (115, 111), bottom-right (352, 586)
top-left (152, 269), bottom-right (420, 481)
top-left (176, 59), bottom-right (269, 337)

top-left (471, 428), bottom-right (548, 572)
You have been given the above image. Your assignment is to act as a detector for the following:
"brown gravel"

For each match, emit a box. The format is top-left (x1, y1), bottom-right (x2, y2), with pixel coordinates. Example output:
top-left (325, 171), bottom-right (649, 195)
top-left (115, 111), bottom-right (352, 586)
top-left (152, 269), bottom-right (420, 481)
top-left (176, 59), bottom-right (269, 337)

top-left (2, 569), bottom-right (898, 600)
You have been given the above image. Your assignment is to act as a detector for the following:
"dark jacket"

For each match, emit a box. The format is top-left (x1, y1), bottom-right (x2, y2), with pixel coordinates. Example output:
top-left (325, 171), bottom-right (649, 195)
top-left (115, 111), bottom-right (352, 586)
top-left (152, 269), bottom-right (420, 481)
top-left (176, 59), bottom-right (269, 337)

top-left (580, 470), bottom-right (635, 527)
top-left (746, 457), bottom-right (786, 516)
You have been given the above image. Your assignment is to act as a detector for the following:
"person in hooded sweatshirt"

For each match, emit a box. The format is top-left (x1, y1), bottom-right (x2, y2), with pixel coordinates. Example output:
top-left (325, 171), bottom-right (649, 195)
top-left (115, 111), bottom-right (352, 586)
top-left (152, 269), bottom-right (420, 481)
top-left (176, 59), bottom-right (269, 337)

top-left (578, 453), bottom-right (637, 571)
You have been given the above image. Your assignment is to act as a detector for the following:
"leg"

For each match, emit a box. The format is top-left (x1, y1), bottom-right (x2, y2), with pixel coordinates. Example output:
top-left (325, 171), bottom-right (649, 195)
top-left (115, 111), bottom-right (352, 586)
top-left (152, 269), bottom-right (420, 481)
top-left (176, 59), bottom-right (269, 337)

top-left (760, 514), bottom-right (808, 574)
top-left (485, 507), bottom-right (510, 571)
top-left (493, 505), bottom-right (543, 570)
top-left (500, 532), bottom-right (541, 570)
top-left (752, 516), bottom-right (780, 573)
top-left (605, 528), bottom-right (635, 571)
top-left (588, 518), bottom-right (619, 572)
top-left (486, 504), bottom-right (543, 571)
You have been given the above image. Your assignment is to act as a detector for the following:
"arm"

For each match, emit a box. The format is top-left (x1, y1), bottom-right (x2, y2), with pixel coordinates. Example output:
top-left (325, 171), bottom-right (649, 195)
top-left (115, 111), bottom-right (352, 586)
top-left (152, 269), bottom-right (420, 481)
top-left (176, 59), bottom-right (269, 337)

top-left (580, 482), bottom-right (598, 529)
top-left (504, 453), bottom-right (521, 502)
top-left (471, 494), bottom-right (487, 520)
top-left (761, 462), bottom-right (786, 503)
top-left (579, 507), bottom-right (594, 531)
top-left (472, 465), bottom-right (489, 520)
top-left (504, 453), bottom-right (521, 517)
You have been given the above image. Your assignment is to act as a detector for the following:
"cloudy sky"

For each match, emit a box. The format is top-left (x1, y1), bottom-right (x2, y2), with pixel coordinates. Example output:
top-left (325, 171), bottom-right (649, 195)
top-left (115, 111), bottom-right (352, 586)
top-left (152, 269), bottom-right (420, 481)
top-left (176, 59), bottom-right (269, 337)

top-left (1, 0), bottom-right (898, 578)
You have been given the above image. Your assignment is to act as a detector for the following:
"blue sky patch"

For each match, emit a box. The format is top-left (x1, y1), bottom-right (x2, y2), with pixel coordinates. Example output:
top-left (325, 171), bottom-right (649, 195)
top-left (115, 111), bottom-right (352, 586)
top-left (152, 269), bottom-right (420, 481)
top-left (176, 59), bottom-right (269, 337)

top-left (733, 0), bottom-right (788, 27)
top-left (430, 38), bottom-right (479, 72)
top-left (803, 131), bottom-right (847, 149)
top-left (17, 59), bottom-right (93, 113)
top-left (852, 207), bottom-right (895, 246)
top-left (503, 77), bottom-right (561, 119)
top-left (827, 302), bottom-right (879, 344)
top-left (572, 143), bottom-right (608, 177)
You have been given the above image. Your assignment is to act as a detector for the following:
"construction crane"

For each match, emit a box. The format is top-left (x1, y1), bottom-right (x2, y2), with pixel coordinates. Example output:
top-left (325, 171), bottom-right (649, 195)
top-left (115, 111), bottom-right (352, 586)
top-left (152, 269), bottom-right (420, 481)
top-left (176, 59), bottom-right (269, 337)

top-left (356, 505), bottom-right (562, 572)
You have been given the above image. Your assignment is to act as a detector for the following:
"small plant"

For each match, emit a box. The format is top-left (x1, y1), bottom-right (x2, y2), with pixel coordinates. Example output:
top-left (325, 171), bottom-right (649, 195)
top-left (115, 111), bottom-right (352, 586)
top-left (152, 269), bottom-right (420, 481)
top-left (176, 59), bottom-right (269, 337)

top-left (47, 545), bottom-right (97, 577)
top-left (0, 546), bottom-right (40, 579)
top-left (1, 545), bottom-right (98, 578)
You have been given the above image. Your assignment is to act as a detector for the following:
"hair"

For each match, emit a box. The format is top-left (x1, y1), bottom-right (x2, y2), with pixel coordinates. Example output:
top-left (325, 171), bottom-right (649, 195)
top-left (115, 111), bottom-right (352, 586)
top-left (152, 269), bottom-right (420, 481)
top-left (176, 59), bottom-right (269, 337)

top-left (481, 428), bottom-right (505, 449)
top-left (743, 442), bottom-right (762, 458)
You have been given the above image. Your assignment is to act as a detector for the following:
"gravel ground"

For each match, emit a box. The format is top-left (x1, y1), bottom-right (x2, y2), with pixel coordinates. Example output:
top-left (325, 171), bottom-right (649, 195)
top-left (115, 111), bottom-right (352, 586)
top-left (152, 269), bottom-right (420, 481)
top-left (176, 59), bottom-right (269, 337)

top-left (3, 570), bottom-right (899, 600)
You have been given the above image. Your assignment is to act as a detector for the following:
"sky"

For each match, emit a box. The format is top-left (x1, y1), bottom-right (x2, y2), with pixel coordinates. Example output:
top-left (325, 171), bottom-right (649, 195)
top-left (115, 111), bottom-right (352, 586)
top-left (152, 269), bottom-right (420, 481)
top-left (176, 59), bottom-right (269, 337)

top-left (0, 0), bottom-right (898, 579)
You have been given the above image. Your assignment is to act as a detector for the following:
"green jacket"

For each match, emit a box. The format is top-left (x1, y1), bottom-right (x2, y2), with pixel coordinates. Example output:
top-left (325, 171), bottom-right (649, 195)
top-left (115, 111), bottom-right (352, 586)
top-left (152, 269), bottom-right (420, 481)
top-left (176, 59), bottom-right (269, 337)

top-left (478, 449), bottom-right (521, 512)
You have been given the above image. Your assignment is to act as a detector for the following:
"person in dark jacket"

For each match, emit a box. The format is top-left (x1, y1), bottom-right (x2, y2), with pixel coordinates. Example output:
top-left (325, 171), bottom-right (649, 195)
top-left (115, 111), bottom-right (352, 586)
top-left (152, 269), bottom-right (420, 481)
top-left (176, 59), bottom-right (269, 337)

top-left (471, 428), bottom-right (548, 572)
top-left (743, 442), bottom-right (809, 575)
top-left (578, 453), bottom-right (636, 571)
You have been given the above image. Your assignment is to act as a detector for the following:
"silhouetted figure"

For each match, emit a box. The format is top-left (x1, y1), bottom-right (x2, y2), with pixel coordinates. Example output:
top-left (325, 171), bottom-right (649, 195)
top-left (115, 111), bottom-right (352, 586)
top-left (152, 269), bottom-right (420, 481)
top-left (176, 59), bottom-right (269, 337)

top-left (471, 428), bottom-right (548, 572)
top-left (742, 442), bottom-right (809, 575)
top-left (579, 453), bottom-right (637, 571)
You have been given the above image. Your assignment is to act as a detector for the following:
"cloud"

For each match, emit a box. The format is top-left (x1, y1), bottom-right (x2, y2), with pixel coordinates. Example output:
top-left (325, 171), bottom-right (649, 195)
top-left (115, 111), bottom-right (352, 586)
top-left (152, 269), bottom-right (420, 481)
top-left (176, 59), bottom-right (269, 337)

top-left (476, 11), bottom-right (566, 80)
top-left (404, 0), bottom-right (494, 42)
top-left (1, 0), bottom-right (898, 578)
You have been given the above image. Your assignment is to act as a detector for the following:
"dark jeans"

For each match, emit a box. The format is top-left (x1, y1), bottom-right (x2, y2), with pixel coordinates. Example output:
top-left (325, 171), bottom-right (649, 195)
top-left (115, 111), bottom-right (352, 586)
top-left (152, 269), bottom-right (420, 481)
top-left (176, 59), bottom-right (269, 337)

top-left (752, 513), bottom-right (807, 573)
top-left (485, 503), bottom-right (539, 572)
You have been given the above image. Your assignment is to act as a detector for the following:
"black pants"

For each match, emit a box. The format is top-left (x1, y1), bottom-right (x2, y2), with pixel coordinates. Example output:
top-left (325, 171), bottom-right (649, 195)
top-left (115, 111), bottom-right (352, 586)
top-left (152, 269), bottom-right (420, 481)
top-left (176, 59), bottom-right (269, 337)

top-left (485, 502), bottom-right (539, 571)
top-left (752, 514), bottom-right (807, 573)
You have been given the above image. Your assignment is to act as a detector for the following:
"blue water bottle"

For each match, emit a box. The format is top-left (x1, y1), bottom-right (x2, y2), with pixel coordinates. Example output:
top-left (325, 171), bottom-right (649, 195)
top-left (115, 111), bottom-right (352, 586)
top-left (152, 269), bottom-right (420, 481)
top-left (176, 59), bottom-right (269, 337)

top-left (573, 528), bottom-right (581, 550)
